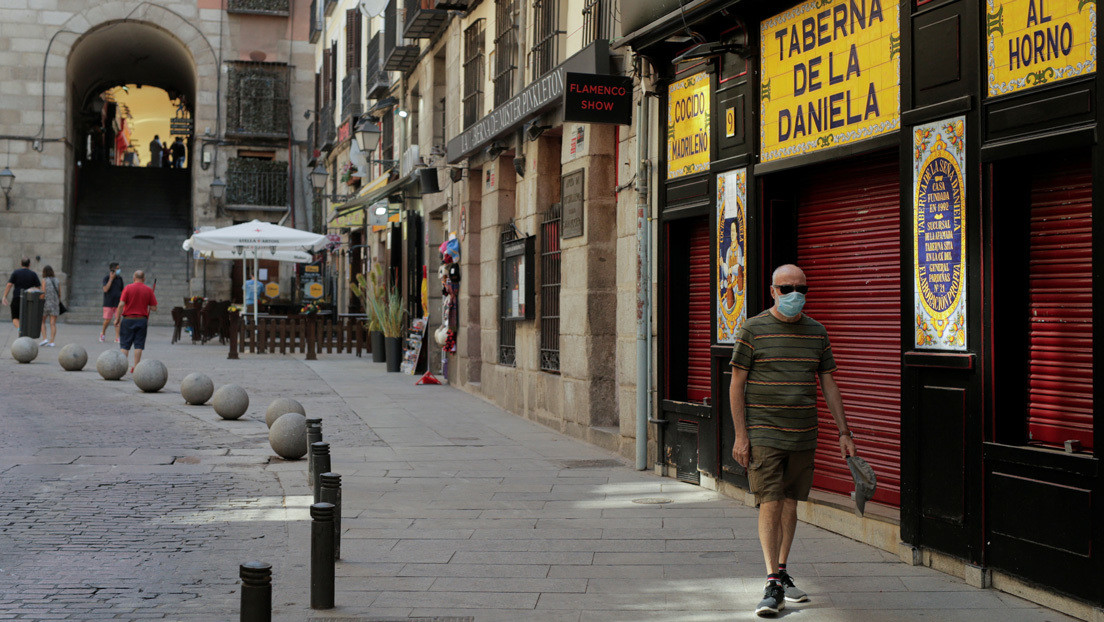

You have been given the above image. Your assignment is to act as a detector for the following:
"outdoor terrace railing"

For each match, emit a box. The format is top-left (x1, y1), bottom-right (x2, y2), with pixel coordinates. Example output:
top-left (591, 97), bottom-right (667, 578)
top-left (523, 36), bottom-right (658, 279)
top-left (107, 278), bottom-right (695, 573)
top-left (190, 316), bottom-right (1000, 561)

top-left (228, 315), bottom-right (369, 360)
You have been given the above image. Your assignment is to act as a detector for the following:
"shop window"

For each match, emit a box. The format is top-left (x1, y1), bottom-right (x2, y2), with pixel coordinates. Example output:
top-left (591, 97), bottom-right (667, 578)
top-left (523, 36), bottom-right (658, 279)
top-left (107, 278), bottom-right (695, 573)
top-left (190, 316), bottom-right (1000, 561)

top-left (540, 204), bottom-right (562, 372)
top-left (463, 19), bottom-right (486, 128)
top-left (493, 0), bottom-right (519, 107)
top-left (664, 217), bottom-right (711, 402)
top-left (992, 150), bottom-right (1093, 454)
top-left (498, 228), bottom-right (519, 365)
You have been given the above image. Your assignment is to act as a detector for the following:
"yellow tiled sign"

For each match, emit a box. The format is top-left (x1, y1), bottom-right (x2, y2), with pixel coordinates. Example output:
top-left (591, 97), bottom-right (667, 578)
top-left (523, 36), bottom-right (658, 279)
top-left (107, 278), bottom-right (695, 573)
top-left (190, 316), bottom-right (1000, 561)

top-left (987, 0), bottom-right (1097, 97)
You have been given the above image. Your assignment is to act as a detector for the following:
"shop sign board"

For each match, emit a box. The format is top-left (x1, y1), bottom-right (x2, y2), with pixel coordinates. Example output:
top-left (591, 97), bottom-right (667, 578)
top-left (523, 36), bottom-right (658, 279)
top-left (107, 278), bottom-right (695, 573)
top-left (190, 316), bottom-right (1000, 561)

top-left (986, 0), bottom-right (1096, 97)
top-left (562, 170), bottom-right (585, 239)
top-left (562, 73), bottom-right (633, 125)
top-left (716, 168), bottom-right (748, 344)
top-left (265, 281), bottom-right (280, 298)
top-left (667, 72), bottom-right (711, 179)
top-left (760, 0), bottom-right (901, 163)
top-left (302, 263), bottom-right (323, 300)
top-left (913, 116), bottom-right (967, 350)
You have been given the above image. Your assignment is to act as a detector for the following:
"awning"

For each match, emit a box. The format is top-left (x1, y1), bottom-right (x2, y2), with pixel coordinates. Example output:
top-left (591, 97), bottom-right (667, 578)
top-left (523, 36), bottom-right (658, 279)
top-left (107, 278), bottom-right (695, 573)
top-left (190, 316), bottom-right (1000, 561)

top-left (614, 0), bottom-right (742, 51)
top-left (327, 169), bottom-right (410, 227)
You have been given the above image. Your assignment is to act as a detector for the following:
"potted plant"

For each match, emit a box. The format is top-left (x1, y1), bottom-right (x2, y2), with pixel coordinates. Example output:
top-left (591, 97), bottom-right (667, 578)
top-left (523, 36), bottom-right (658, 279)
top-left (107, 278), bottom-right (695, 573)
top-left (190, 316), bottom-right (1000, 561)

top-left (370, 287), bottom-right (406, 372)
top-left (351, 266), bottom-right (387, 363)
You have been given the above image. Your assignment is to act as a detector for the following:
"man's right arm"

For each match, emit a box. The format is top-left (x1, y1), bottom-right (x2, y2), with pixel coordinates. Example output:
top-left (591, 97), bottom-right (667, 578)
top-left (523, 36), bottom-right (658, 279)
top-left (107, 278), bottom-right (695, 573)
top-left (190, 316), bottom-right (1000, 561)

top-left (729, 366), bottom-right (751, 467)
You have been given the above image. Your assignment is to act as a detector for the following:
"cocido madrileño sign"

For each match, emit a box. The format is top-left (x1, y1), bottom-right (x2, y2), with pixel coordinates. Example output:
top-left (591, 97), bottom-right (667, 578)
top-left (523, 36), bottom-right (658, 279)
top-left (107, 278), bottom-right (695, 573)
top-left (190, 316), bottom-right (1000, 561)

top-left (562, 73), bottom-right (633, 125)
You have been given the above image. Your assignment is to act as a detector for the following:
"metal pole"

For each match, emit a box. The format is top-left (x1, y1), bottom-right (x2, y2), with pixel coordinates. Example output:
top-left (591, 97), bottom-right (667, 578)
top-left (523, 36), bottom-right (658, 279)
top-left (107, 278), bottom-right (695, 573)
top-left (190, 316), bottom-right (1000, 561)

top-left (309, 502), bottom-right (335, 610)
top-left (254, 250), bottom-right (259, 325)
top-left (311, 442), bottom-right (330, 504)
top-left (635, 73), bottom-right (652, 471)
top-left (239, 561), bottom-right (271, 622)
top-left (319, 472), bottom-right (342, 560)
top-left (306, 418), bottom-right (322, 485)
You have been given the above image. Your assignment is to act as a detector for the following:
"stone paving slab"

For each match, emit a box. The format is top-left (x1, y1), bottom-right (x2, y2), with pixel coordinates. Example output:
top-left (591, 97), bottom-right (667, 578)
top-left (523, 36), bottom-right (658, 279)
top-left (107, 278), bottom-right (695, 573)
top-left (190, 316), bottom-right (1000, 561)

top-left (0, 323), bottom-right (1085, 621)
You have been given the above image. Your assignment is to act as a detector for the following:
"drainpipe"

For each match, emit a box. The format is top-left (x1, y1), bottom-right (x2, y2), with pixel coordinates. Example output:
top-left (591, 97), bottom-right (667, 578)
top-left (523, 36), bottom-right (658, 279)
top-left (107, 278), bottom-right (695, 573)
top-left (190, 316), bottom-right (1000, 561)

top-left (635, 72), bottom-right (652, 471)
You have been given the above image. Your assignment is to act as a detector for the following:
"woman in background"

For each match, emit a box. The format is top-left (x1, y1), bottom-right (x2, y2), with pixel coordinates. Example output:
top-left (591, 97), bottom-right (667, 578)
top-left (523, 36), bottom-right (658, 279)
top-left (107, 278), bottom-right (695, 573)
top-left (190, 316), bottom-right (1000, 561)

top-left (40, 265), bottom-right (60, 347)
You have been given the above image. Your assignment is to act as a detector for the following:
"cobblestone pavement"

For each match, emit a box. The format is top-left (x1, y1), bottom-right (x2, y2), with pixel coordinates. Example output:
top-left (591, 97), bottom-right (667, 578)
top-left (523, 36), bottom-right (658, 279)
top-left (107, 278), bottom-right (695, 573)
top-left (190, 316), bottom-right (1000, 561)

top-left (0, 323), bottom-right (375, 620)
top-left (0, 322), bottom-right (1085, 621)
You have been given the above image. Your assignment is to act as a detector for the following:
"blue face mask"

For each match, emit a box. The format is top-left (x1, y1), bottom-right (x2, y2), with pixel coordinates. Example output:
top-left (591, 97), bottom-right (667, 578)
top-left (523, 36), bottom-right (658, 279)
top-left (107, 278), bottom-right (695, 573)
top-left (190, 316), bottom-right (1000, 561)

top-left (777, 291), bottom-right (806, 318)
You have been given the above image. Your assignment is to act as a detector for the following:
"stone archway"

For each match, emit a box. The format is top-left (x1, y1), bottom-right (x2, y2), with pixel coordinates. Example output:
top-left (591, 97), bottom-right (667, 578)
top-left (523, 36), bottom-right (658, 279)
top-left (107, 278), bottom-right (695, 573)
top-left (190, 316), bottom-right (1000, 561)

top-left (51, 4), bottom-right (221, 320)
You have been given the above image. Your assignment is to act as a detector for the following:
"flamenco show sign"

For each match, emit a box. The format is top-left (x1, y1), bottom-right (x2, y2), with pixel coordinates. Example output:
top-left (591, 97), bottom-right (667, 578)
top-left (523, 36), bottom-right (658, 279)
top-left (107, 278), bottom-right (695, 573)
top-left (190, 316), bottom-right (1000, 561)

top-left (986, 0), bottom-right (1096, 97)
top-left (913, 117), bottom-right (966, 350)
top-left (716, 168), bottom-right (747, 344)
top-left (760, 0), bottom-right (900, 163)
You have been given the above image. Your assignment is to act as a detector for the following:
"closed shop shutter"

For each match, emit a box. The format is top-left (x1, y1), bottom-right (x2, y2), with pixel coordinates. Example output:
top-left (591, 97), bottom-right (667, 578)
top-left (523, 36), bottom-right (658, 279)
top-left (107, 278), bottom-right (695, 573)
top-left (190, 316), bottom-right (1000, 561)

top-left (1027, 158), bottom-right (1093, 452)
top-left (796, 152), bottom-right (902, 507)
top-left (687, 219), bottom-right (711, 401)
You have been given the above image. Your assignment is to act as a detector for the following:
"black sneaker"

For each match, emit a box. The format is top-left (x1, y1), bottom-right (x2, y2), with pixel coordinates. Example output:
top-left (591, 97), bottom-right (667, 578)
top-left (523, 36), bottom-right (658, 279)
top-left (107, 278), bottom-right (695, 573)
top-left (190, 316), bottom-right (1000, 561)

top-left (778, 569), bottom-right (809, 602)
top-left (755, 581), bottom-right (786, 617)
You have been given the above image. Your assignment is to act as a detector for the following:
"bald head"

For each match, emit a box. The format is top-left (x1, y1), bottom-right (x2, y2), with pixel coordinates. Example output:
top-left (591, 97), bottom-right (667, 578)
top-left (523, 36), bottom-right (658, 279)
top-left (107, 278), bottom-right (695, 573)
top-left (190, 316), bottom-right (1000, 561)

top-left (133, 270), bottom-right (146, 282)
top-left (771, 264), bottom-right (806, 286)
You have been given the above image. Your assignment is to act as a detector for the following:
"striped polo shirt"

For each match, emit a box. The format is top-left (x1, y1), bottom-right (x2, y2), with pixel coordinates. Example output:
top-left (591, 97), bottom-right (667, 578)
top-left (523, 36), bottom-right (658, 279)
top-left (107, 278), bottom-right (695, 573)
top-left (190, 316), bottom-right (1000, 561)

top-left (729, 310), bottom-right (837, 451)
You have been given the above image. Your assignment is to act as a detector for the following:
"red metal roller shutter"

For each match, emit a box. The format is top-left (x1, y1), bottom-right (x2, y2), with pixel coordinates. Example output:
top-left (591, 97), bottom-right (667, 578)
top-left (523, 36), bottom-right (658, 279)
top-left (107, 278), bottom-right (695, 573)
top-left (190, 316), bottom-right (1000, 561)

top-left (796, 152), bottom-right (902, 507)
top-left (1027, 158), bottom-right (1093, 452)
top-left (687, 219), bottom-right (711, 401)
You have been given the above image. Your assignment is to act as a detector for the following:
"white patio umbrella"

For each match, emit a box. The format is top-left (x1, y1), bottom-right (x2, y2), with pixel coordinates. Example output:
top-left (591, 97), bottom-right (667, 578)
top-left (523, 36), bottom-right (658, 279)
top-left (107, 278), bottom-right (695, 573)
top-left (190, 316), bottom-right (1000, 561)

top-left (183, 220), bottom-right (327, 323)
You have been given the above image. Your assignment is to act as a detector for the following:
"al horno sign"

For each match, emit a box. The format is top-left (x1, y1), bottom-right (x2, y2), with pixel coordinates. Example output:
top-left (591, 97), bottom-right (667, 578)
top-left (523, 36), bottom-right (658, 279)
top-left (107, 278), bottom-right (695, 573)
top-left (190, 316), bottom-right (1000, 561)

top-left (562, 72), bottom-right (633, 125)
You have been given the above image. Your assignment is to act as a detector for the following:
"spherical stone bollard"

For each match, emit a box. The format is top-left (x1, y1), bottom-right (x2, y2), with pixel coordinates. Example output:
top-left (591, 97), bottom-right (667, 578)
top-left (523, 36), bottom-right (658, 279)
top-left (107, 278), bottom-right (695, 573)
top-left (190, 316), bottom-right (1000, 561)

top-left (96, 350), bottom-right (128, 380)
top-left (11, 337), bottom-right (38, 364)
top-left (212, 384), bottom-right (249, 420)
top-left (265, 397), bottom-right (306, 428)
top-left (57, 343), bottom-right (88, 371)
top-left (269, 412), bottom-right (308, 460)
top-left (133, 359), bottom-right (168, 393)
top-left (180, 373), bottom-right (214, 405)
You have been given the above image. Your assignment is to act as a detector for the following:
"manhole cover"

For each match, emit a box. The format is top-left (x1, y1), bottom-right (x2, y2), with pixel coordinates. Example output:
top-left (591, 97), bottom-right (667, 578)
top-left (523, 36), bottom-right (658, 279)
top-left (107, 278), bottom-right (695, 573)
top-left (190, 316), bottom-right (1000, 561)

top-left (557, 459), bottom-right (624, 469)
top-left (632, 497), bottom-right (673, 504)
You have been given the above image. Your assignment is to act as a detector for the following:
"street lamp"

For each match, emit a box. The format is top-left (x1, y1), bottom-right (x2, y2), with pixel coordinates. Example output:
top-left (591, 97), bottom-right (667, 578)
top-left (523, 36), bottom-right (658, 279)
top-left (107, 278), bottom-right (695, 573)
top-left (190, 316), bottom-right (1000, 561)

top-left (354, 118), bottom-right (380, 152)
top-left (209, 177), bottom-right (226, 206)
top-left (0, 167), bottom-right (14, 210)
top-left (311, 164), bottom-right (329, 192)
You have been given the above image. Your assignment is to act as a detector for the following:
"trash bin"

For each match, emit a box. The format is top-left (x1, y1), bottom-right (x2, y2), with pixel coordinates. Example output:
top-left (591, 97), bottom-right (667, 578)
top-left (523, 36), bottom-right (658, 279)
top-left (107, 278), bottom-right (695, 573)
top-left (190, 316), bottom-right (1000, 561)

top-left (18, 291), bottom-right (44, 339)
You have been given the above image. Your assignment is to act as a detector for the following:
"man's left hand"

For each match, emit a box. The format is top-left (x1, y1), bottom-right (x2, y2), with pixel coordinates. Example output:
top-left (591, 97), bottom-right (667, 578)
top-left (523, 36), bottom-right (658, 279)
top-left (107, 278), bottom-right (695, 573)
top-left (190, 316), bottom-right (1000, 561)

top-left (839, 434), bottom-right (857, 460)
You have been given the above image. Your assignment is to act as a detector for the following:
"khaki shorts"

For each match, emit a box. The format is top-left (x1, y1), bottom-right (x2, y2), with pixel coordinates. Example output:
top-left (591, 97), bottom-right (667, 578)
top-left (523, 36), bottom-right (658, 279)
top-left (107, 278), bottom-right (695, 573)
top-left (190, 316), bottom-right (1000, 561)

top-left (747, 445), bottom-right (816, 506)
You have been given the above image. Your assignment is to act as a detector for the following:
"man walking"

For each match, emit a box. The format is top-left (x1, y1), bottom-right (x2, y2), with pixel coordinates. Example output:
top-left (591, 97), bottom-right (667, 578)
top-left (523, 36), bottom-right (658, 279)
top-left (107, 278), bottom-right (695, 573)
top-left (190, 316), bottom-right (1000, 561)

top-left (149, 135), bottom-right (163, 168)
top-left (113, 270), bottom-right (158, 374)
top-left (729, 264), bottom-right (857, 617)
top-left (170, 137), bottom-right (186, 168)
top-left (2, 257), bottom-right (42, 329)
top-left (100, 262), bottom-right (124, 343)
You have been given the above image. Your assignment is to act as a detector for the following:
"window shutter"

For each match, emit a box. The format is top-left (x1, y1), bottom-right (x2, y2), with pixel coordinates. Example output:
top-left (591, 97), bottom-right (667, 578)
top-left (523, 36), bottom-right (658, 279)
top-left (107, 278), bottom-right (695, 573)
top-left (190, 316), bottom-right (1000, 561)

top-left (346, 9), bottom-right (361, 71)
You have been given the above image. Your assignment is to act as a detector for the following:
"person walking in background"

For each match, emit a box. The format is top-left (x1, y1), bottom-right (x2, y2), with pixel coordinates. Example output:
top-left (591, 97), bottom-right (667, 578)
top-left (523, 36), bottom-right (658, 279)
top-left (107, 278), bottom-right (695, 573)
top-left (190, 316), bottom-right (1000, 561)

top-left (100, 262), bottom-right (123, 343)
top-left (113, 270), bottom-right (157, 374)
top-left (729, 264), bottom-right (857, 617)
top-left (244, 271), bottom-right (263, 316)
top-left (2, 257), bottom-right (42, 329)
top-left (39, 265), bottom-right (61, 347)
top-left (170, 137), bottom-right (186, 168)
top-left (148, 135), bottom-right (163, 168)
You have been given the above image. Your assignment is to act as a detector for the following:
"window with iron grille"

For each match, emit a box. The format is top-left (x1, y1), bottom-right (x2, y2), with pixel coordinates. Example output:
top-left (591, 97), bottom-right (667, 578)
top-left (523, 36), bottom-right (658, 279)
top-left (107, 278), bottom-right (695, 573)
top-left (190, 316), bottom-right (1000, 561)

top-left (493, 0), bottom-right (519, 108)
top-left (225, 62), bottom-right (290, 138)
top-left (463, 19), bottom-right (486, 128)
top-left (581, 0), bottom-right (616, 47)
top-left (382, 112), bottom-right (394, 164)
top-left (499, 227), bottom-right (518, 366)
top-left (530, 0), bottom-right (563, 79)
top-left (540, 204), bottom-right (561, 372)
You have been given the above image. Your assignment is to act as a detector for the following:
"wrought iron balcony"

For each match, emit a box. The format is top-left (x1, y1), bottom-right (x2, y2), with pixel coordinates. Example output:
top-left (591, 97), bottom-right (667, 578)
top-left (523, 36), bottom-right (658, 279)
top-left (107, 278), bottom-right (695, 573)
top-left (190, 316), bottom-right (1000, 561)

top-left (342, 70), bottom-right (363, 123)
top-left (227, 0), bottom-right (290, 16)
top-left (383, 0), bottom-right (419, 72)
top-left (404, 0), bottom-right (449, 39)
top-left (226, 163), bottom-right (289, 210)
top-left (364, 32), bottom-right (389, 100)
top-left (318, 101), bottom-right (336, 152)
top-left (226, 62), bottom-right (291, 139)
top-left (310, 0), bottom-right (322, 43)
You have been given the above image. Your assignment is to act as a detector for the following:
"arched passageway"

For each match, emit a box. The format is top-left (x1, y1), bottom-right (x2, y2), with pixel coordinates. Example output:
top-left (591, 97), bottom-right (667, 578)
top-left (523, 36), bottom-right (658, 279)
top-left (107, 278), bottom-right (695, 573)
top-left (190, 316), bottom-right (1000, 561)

top-left (65, 21), bottom-right (197, 319)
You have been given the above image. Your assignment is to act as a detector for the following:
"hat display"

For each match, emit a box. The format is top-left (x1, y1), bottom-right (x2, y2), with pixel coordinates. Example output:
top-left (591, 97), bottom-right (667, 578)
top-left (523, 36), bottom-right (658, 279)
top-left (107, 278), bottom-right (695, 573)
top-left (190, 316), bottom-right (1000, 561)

top-left (846, 456), bottom-right (877, 516)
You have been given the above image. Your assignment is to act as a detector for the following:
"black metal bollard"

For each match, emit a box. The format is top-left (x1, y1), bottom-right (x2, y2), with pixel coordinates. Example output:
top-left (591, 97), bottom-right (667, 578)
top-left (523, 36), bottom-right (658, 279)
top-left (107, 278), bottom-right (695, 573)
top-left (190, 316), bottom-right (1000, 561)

top-left (239, 561), bottom-right (272, 622)
top-left (306, 419), bottom-right (322, 485)
top-left (311, 442), bottom-right (330, 504)
top-left (319, 473), bottom-right (342, 560)
top-left (310, 502), bottom-right (336, 610)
